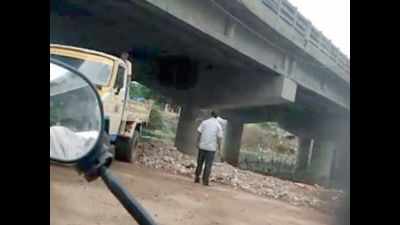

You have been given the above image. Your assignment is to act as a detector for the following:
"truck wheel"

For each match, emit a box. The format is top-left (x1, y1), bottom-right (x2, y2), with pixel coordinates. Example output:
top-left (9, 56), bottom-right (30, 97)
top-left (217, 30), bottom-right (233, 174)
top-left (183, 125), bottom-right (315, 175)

top-left (130, 130), bottom-right (140, 161)
top-left (115, 130), bottom-right (139, 162)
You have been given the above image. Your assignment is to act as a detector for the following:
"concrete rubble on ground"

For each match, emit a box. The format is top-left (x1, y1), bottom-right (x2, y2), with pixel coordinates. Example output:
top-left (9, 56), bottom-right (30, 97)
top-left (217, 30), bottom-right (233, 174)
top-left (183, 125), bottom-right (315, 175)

top-left (135, 141), bottom-right (343, 214)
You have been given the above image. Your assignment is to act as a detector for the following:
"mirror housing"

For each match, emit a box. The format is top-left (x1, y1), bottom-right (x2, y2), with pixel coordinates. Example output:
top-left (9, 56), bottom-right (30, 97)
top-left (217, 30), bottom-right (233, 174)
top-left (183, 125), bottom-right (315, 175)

top-left (114, 65), bottom-right (126, 95)
top-left (50, 58), bottom-right (105, 165)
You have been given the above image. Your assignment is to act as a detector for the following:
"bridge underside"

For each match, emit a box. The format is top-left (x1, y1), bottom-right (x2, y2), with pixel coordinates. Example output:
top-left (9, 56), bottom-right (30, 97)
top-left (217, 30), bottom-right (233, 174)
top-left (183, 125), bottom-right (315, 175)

top-left (51, 0), bottom-right (261, 71)
top-left (51, 0), bottom-right (347, 112)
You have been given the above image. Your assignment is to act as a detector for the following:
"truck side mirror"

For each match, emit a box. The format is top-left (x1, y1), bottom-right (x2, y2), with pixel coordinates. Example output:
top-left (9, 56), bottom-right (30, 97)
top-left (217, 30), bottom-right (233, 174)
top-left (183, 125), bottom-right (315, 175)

top-left (114, 65), bottom-right (126, 95)
top-left (50, 58), bottom-right (104, 164)
top-left (115, 86), bottom-right (122, 95)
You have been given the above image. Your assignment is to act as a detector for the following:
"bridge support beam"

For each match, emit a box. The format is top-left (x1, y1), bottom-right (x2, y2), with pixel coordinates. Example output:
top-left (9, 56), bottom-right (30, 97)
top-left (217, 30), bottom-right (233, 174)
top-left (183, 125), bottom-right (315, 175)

top-left (331, 138), bottom-right (350, 189)
top-left (290, 115), bottom-right (349, 188)
top-left (307, 139), bottom-right (336, 186)
top-left (222, 119), bottom-right (244, 167)
top-left (175, 106), bottom-right (200, 156)
top-left (294, 137), bottom-right (313, 178)
top-left (329, 119), bottom-right (350, 190)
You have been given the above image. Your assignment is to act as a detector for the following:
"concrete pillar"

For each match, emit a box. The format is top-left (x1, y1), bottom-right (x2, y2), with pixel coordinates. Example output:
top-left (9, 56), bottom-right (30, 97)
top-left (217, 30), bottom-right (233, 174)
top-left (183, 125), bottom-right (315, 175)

top-left (331, 134), bottom-right (350, 190)
top-left (175, 106), bottom-right (200, 156)
top-left (164, 103), bottom-right (169, 112)
top-left (308, 139), bottom-right (336, 186)
top-left (295, 138), bottom-right (313, 175)
top-left (222, 120), bottom-right (244, 167)
top-left (320, 116), bottom-right (350, 189)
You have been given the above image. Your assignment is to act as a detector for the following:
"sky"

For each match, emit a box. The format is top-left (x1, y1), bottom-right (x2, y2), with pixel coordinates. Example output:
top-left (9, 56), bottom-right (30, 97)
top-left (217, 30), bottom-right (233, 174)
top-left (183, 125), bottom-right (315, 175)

top-left (288, 0), bottom-right (350, 58)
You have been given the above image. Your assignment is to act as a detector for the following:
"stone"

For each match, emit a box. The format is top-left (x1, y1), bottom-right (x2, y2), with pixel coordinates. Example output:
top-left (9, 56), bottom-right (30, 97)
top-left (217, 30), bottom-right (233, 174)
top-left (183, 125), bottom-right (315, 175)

top-left (135, 141), bottom-right (343, 214)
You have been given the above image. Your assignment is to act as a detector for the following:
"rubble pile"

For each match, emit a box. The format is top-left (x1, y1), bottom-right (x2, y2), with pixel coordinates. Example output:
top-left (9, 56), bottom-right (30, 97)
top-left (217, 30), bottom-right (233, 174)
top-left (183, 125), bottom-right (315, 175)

top-left (135, 141), bottom-right (343, 214)
top-left (136, 142), bottom-right (197, 175)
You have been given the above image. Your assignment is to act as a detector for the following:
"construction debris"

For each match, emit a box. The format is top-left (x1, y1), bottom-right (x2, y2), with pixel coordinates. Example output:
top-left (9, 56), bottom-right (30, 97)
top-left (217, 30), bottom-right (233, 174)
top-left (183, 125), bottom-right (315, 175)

top-left (135, 141), bottom-right (343, 214)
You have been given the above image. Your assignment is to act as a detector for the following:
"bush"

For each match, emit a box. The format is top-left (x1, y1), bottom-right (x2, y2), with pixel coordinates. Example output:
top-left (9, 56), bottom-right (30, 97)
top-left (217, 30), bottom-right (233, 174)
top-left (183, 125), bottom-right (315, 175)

top-left (143, 106), bottom-right (178, 144)
top-left (276, 144), bottom-right (295, 155)
top-left (148, 107), bottom-right (164, 130)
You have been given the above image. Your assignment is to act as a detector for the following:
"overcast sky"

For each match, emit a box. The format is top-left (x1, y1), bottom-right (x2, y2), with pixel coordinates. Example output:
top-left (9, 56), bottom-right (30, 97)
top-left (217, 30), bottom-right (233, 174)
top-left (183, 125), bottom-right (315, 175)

top-left (288, 0), bottom-right (350, 58)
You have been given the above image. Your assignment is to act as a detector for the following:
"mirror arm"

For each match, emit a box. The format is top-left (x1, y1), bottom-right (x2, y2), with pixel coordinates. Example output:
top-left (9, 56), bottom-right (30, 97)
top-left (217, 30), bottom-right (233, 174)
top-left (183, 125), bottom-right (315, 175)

top-left (100, 166), bottom-right (159, 225)
top-left (78, 134), bottom-right (158, 224)
top-left (81, 133), bottom-right (114, 182)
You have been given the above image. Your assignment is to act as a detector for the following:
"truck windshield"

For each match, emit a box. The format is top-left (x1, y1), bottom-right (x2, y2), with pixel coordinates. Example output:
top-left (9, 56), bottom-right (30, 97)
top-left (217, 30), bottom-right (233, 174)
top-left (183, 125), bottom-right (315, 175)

top-left (50, 54), bottom-right (113, 86)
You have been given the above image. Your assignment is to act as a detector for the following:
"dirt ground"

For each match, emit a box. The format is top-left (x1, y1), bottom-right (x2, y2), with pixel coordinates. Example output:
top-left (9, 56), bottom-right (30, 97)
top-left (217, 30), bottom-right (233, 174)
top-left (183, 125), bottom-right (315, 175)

top-left (50, 162), bottom-right (333, 225)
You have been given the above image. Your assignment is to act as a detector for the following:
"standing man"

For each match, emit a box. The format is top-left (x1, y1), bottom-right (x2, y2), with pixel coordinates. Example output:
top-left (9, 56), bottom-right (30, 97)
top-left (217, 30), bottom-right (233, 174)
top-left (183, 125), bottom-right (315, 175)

top-left (195, 111), bottom-right (223, 186)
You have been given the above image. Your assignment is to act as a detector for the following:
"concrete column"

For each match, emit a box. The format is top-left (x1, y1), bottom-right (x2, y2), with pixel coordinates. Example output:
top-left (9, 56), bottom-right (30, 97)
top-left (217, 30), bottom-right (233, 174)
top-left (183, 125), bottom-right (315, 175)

top-left (222, 120), bottom-right (244, 167)
top-left (295, 138), bottom-right (313, 175)
top-left (331, 134), bottom-right (350, 190)
top-left (319, 116), bottom-right (350, 189)
top-left (175, 106), bottom-right (200, 156)
top-left (164, 103), bottom-right (169, 112)
top-left (308, 139), bottom-right (336, 186)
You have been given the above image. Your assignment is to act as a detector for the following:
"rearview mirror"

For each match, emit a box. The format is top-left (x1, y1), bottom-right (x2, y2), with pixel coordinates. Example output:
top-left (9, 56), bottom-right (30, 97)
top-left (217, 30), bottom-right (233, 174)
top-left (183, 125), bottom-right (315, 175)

top-left (50, 59), bottom-right (104, 163)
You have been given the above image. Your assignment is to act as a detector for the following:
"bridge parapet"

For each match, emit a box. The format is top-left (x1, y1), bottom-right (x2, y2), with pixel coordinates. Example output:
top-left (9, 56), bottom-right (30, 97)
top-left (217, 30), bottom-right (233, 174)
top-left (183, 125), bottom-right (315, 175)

top-left (260, 0), bottom-right (349, 76)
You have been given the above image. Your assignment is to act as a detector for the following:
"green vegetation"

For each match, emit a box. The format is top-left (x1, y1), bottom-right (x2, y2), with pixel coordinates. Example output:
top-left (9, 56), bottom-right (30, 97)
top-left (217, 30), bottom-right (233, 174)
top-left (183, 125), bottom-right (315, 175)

top-left (142, 105), bottom-right (178, 144)
top-left (129, 81), bottom-right (178, 143)
top-left (239, 150), bottom-right (295, 179)
top-left (148, 106), bottom-right (164, 130)
top-left (238, 122), bottom-right (298, 179)
top-left (129, 82), bottom-right (168, 107)
top-left (129, 82), bottom-right (154, 100)
top-left (241, 123), bottom-right (296, 155)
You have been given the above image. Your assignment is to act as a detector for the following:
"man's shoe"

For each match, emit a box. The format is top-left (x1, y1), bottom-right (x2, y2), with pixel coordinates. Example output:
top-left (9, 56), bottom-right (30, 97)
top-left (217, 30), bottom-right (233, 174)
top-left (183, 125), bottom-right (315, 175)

top-left (203, 180), bottom-right (209, 186)
top-left (194, 177), bottom-right (200, 183)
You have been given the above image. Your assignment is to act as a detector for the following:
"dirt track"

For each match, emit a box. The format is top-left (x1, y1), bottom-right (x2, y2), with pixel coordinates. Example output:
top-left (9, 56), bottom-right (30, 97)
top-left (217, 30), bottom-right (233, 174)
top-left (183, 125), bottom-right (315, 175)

top-left (50, 162), bottom-right (333, 225)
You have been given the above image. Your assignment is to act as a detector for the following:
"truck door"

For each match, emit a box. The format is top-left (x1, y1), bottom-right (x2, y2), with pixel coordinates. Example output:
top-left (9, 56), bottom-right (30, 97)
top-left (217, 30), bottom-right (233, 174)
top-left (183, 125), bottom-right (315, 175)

top-left (106, 63), bottom-right (127, 138)
top-left (118, 64), bottom-right (130, 135)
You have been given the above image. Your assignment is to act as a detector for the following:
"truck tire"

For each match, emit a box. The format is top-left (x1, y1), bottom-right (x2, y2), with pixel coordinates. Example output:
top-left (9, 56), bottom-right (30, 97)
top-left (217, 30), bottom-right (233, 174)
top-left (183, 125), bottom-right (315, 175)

top-left (115, 130), bottom-right (139, 162)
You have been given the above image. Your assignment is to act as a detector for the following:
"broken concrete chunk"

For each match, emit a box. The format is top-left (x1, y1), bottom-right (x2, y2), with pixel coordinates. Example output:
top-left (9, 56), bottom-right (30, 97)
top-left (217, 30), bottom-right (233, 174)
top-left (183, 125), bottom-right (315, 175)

top-left (135, 141), bottom-right (343, 214)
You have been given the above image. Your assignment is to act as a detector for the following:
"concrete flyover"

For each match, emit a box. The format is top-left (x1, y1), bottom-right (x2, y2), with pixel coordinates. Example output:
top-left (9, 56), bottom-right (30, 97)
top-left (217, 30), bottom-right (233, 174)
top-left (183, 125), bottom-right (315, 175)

top-left (50, 0), bottom-right (350, 187)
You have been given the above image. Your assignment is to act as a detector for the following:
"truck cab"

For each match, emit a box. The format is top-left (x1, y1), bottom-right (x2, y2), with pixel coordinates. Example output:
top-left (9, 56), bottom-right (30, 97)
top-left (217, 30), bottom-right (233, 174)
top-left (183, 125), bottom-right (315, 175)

top-left (50, 44), bottom-right (141, 162)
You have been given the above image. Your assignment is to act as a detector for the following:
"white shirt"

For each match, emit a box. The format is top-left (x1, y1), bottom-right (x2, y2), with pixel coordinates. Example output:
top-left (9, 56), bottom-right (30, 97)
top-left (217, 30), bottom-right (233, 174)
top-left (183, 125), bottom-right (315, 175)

top-left (197, 117), bottom-right (223, 151)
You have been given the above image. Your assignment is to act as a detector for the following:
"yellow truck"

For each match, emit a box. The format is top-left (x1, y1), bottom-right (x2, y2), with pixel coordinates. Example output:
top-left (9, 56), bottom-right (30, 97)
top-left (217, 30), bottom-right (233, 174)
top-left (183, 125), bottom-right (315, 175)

top-left (50, 44), bottom-right (152, 162)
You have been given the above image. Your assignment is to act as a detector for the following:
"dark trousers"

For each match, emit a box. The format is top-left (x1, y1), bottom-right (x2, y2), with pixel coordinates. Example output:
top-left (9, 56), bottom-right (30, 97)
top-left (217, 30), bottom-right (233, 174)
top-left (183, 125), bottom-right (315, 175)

top-left (195, 149), bottom-right (215, 183)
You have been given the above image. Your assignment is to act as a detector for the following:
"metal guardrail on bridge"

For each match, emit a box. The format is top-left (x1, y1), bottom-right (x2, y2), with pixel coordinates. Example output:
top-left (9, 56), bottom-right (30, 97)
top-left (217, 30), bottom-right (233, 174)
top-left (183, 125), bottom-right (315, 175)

top-left (261, 0), bottom-right (350, 75)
